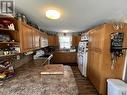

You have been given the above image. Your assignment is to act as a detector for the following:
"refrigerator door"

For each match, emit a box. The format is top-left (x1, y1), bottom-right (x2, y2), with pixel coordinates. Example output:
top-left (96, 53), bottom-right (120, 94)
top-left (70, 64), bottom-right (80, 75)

top-left (82, 50), bottom-right (88, 77)
top-left (78, 54), bottom-right (83, 74)
top-left (77, 41), bottom-right (88, 77)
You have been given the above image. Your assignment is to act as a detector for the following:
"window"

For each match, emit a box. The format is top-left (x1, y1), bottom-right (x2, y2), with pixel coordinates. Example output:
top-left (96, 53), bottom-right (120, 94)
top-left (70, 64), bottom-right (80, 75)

top-left (59, 35), bottom-right (72, 49)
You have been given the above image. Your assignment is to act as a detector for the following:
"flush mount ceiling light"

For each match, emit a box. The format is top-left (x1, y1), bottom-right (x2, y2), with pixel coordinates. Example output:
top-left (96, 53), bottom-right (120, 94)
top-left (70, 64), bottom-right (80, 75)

top-left (46, 10), bottom-right (61, 20)
top-left (62, 30), bottom-right (69, 33)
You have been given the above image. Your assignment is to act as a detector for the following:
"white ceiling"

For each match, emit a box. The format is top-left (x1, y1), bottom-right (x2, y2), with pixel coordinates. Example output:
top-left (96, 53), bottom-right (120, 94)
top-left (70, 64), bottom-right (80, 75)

top-left (15, 0), bottom-right (127, 32)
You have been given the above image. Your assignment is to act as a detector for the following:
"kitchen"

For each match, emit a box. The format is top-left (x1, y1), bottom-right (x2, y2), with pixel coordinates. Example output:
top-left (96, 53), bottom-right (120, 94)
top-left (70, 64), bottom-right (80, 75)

top-left (0, 0), bottom-right (127, 95)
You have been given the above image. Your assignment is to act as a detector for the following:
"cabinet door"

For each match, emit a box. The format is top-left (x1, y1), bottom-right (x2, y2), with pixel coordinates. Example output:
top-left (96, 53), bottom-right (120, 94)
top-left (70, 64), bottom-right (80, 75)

top-left (72, 36), bottom-right (81, 46)
top-left (21, 24), bottom-right (33, 52)
top-left (40, 32), bottom-right (48, 47)
top-left (72, 36), bottom-right (76, 46)
top-left (89, 26), bottom-right (105, 50)
top-left (48, 36), bottom-right (54, 46)
top-left (54, 36), bottom-right (59, 46)
top-left (87, 50), bottom-right (102, 92)
top-left (89, 30), bottom-right (95, 49)
top-left (48, 35), bottom-right (59, 46)
top-left (52, 52), bottom-right (77, 64)
top-left (76, 36), bottom-right (81, 45)
top-left (94, 27), bottom-right (104, 50)
top-left (33, 29), bottom-right (40, 49)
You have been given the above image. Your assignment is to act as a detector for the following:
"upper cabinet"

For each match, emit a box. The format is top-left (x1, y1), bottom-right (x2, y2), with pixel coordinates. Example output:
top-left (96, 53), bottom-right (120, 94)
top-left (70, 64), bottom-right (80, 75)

top-left (48, 35), bottom-right (59, 46)
top-left (0, 17), bottom-right (19, 43)
top-left (40, 32), bottom-right (48, 48)
top-left (19, 22), bottom-right (48, 52)
top-left (33, 29), bottom-right (40, 49)
top-left (19, 22), bottom-right (33, 52)
top-left (0, 17), bottom-right (20, 56)
top-left (72, 35), bottom-right (81, 46)
top-left (88, 25), bottom-right (105, 50)
top-left (0, 17), bottom-right (48, 55)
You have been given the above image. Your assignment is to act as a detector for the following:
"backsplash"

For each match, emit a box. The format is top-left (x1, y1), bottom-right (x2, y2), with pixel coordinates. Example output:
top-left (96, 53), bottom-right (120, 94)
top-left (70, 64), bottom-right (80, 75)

top-left (12, 54), bottom-right (33, 69)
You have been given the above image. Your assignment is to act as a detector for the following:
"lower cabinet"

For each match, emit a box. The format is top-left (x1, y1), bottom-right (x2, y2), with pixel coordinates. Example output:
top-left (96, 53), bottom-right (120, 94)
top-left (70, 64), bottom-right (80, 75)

top-left (87, 49), bottom-right (125, 95)
top-left (87, 50), bottom-right (102, 92)
top-left (52, 51), bottom-right (77, 64)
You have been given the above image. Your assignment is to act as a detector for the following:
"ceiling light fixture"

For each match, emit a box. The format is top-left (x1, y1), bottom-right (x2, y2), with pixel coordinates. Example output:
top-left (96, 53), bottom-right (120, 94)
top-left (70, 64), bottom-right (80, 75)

top-left (46, 9), bottom-right (60, 20)
top-left (62, 30), bottom-right (69, 33)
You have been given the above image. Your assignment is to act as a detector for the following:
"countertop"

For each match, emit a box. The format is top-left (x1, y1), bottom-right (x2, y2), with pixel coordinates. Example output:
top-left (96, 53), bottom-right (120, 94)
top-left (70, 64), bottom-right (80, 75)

top-left (55, 50), bottom-right (77, 53)
top-left (0, 62), bottom-right (78, 95)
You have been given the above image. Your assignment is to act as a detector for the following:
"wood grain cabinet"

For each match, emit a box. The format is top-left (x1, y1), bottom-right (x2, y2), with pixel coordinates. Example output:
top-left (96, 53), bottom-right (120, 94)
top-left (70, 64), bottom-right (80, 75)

top-left (48, 35), bottom-right (59, 46)
top-left (87, 23), bottom-right (127, 95)
top-left (88, 26), bottom-right (105, 50)
top-left (40, 32), bottom-right (48, 48)
top-left (0, 17), bottom-right (20, 56)
top-left (0, 17), bottom-right (48, 53)
top-left (18, 21), bottom-right (48, 52)
top-left (33, 29), bottom-right (40, 49)
top-left (52, 51), bottom-right (77, 64)
top-left (72, 36), bottom-right (81, 46)
top-left (19, 22), bottom-right (33, 52)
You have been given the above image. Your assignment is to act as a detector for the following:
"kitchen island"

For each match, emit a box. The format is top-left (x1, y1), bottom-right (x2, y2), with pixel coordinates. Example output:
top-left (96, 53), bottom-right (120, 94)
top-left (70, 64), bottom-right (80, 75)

top-left (0, 61), bottom-right (78, 95)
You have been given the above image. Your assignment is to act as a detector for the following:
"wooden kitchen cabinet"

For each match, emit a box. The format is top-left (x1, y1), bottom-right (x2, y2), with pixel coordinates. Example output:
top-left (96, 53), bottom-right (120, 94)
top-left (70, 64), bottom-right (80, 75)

top-left (87, 50), bottom-right (102, 92)
top-left (87, 23), bottom-right (127, 95)
top-left (19, 22), bottom-right (33, 52)
top-left (48, 35), bottom-right (59, 46)
top-left (18, 21), bottom-right (48, 52)
top-left (72, 35), bottom-right (81, 46)
top-left (52, 51), bottom-right (77, 64)
top-left (89, 25), bottom-right (105, 50)
top-left (19, 22), bottom-right (49, 51)
top-left (33, 29), bottom-right (48, 49)
top-left (40, 32), bottom-right (48, 48)
top-left (48, 35), bottom-right (54, 46)
top-left (0, 17), bottom-right (20, 56)
top-left (33, 29), bottom-right (40, 49)
top-left (55, 36), bottom-right (59, 46)
top-left (0, 17), bottom-right (48, 54)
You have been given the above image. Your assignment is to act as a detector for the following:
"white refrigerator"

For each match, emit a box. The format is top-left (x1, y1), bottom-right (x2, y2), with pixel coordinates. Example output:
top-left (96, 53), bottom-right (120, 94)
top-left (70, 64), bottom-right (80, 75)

top-left (77, 41), bottom-right (88, 77)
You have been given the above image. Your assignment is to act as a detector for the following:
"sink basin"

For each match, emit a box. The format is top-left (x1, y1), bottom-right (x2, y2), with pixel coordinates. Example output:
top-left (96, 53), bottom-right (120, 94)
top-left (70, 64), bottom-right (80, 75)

top-left (36, 54), bottom-right (53, 64)
top-left (39, 54), bottom-right (51, 58)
